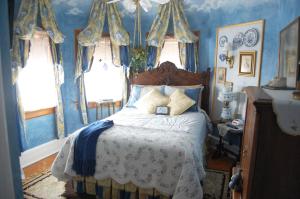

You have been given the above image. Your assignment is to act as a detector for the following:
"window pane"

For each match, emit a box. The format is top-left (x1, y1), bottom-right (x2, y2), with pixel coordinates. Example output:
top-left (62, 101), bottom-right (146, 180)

top-left (84, 37), bottom-right (123, 102)
top-left (159, 38), bottom-right (183, 69)
top-left (18, 31), bottom-right (58, 112)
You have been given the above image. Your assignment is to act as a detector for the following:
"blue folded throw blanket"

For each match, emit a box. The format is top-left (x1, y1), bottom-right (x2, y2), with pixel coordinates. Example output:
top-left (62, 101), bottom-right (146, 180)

top-left (72, 120), bottom-right (114, 176)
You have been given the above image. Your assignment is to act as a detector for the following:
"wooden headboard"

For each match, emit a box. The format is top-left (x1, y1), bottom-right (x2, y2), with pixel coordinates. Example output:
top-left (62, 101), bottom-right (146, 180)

top-left (131, 61), bottom-right (211, 113)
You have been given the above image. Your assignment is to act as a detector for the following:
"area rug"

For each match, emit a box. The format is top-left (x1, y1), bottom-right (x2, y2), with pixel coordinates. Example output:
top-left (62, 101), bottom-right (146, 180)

top-left (23, 169), bottom-right (230, 199)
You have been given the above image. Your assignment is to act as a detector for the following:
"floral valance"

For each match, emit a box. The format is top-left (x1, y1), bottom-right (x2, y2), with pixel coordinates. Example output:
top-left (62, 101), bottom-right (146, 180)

top-left (77, 1), bottom-right (130, 47)
top-left (14, 0), bottom-right (64, 43)
top-left (12, 0), bottom-right (64, 70)
top-left (75, 0), bottom-right (130, 80)
top-left (146, 0), bottom-right (198, 47)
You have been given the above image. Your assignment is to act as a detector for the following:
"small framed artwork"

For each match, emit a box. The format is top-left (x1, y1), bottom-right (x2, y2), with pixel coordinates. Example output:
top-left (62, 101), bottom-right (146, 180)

top-left (238, 51), bottom-right (256, 76)
top-left (155, 106), bottom-right (170, 115)
top-left (217, 67), bottom-right (227, 84)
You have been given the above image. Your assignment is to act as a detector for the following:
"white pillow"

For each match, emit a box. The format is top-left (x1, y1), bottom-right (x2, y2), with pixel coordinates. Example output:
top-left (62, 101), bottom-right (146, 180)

top-left (164, 84), bottom-right (203, 96)
top-left (167, 89), bottom-right (195, 116)
top-left (127, 85), bottom-right (164, 107)
top-left (135, 89), bottom-right (169, 114)
top-left (164, 85), bottom-right (204, 112)
top-left (139, 85), bottom-right (164, 98)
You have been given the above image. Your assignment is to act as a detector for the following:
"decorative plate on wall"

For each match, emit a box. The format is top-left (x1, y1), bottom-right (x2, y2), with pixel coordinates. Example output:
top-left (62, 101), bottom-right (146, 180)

top-left (219, 54), bottom-right (227, 62)
top-left (244, 28), bottom-right (259, 47)
top-left (232, 32), bottom-right (244, 50)
top-left (219, 36), bottom-right (228, 47)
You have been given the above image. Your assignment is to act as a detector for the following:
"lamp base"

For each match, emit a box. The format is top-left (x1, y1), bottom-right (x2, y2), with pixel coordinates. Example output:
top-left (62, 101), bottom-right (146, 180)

top-left (221, 107), bottom-right (232, 120)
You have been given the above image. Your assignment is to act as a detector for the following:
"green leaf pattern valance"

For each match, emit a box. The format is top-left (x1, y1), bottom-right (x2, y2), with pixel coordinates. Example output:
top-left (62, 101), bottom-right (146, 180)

top-left (147, 0), bottom-right (198, 47)
top-left (14, 0), bottom-right (64, 43)
top-left (77, 1), bottom-right (129, 47)
top-left (75, 0), bottom-right (130, 80)
top-left (146, 4), bottom-right (171, 47)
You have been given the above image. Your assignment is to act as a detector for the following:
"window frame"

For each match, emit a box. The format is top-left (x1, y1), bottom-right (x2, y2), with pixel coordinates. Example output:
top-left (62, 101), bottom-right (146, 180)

top-left (74, 29), bottom-right (122, 109)
top-left (20, 31), bottom-right (58, 120)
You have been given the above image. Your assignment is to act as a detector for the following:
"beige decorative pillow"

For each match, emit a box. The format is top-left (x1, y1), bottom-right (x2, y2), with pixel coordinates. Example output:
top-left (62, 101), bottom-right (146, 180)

top-left (168, 89), bottom-right (195, 116)
top-left (135, 89), bottom-right (170, 114)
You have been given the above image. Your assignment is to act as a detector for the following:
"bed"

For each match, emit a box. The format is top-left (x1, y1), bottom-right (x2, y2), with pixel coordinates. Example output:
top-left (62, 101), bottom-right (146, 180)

top-left (51, 62), bottom-right (211, 199)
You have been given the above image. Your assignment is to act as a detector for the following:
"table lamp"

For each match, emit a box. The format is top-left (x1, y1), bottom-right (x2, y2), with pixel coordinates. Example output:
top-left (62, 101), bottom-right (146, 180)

top-left (218, 84), bottom-right (236, 121)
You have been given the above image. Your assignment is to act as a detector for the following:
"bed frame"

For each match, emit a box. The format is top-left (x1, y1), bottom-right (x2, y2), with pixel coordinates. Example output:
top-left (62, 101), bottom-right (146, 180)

top-left (69, 62), bottom-right (211, 199)
top-left (131, 61), bottom-right (211, 113)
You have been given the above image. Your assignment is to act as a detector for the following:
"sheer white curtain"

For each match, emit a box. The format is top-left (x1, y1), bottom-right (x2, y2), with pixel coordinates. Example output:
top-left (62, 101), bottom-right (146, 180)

top-left (84, 37), bottom-right (123, 102)
top-left (18, 31), bottom-right (58, 112)
top-left (159, 37), bottom-right (183, 69)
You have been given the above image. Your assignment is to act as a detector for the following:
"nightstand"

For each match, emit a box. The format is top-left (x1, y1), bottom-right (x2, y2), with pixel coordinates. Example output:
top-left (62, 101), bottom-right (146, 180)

top-left (212, 120), bottom-right (243, 162)
top-left (96, 99), bottom-right (116, 120)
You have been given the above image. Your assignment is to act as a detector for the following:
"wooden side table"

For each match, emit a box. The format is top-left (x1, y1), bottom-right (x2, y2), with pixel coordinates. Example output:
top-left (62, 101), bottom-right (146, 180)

top-left (96, 99), bottom-right (116, 120)
top-left (213, 121), bottom-right (243, 162)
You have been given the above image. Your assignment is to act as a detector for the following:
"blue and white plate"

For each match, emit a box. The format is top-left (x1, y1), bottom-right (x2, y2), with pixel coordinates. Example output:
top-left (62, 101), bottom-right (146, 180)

top-left (232, 32), bottom-right (244, 50)
top-left (244, 28), bottom-right (259, 47)
top-left (219, 54), bottom-right (227, 62)
top-left (219, 36), bottom-right (228, 48)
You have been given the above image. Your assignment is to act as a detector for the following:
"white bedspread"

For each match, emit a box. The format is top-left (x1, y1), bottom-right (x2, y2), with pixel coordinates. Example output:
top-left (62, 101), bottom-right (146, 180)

top-left (51, 108), bottom-right (210, 199)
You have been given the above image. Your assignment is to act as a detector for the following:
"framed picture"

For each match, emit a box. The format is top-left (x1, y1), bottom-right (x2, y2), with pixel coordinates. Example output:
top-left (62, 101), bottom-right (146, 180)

top-left (279, 17), bottom-right (300, 88)
top-left (217, 67), bottom-right (226, 84)
top-left (238, 51), bottom-right (256, 76)
top-left (155, 106), bottom-right (170, 115)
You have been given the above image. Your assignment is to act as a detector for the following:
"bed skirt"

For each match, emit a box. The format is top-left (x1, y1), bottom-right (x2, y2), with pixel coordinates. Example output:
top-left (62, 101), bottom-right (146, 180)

top-left (72, 176), bottom-right (172, 199)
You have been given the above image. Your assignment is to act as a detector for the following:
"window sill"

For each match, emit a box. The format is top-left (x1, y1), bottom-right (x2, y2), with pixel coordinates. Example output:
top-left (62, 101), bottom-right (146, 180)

top-left (25, 107), bottom-right (56, 120)
top-left (74, 100), bottom-right (122, 110)
top-left (87, 100), bottom-right (122, 109)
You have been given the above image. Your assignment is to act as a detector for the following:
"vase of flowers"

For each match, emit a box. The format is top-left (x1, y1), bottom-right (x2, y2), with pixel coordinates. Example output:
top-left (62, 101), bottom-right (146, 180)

top-left (129, 47), bottom-right (147, 74)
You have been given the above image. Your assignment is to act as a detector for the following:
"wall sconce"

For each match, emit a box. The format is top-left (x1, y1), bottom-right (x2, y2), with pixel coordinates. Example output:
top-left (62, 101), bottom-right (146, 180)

top-left (222, 42), bottom-right (234, 68)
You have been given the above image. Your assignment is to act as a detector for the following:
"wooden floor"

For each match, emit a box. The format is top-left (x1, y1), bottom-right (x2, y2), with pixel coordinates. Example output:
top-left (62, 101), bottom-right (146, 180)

top-left (23, 153), bottom-right (57, 180)
top-left (23, 151), bottom-right (235, 180)
top-left (207, 154), bottom-right (235, 172)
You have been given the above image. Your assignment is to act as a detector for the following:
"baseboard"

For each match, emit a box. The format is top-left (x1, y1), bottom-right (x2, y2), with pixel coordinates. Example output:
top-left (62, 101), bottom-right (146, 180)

top-left (20, 138), bottom-right (66, 168)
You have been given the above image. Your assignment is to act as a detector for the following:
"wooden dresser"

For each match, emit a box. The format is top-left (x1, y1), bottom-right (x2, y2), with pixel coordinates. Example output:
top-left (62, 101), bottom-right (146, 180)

top-left (232, 87), bottom-right (300, 199)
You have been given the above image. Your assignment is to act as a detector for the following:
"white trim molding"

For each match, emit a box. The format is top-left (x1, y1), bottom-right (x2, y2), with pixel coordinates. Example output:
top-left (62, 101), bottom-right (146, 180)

top-left (0, 51), bottom-right (17, 199)
top-left (20, 138), bottom-right (66, 168)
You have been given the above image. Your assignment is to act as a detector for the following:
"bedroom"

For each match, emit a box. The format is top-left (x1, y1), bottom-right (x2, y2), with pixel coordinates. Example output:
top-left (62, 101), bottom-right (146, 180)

top-left (0, 0), bottom-right (300, 198)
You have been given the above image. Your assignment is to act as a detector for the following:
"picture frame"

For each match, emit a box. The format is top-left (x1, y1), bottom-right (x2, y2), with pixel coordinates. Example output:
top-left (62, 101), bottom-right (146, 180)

top-left (279, 17), bottom-right (300, 88)
top-left (217, 67), bottom-right (227, 84)
top-left (155, 106), bottom-right (170, 115)
top-left (238, 51), bottom-right (256, 76)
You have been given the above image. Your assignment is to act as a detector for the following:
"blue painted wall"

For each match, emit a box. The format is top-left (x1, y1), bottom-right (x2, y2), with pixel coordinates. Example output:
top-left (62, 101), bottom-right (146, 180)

top-left (20, 0), bottom-right (300, 150)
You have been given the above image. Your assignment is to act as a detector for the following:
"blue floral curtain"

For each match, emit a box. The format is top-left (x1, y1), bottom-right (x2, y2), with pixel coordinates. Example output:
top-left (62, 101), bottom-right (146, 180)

top-left (146, 0), bottom-right (199, 71)
top-left (75, 0), bottom-right (130, 124)
top-left (179, 42), bottom-right (199, 72)
top-left (12, 0), bottom-right (65, 147)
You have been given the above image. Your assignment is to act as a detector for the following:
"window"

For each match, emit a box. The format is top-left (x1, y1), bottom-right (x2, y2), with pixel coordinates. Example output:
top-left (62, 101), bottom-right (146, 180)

top-left (159, 36), bottom-right (183, 69)
top-left (18, 31), bottom-right (58, 113)
top-left (84, 36), bottom-right (123, 103)
top-left (157, 31), bottom-right (199, 69)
